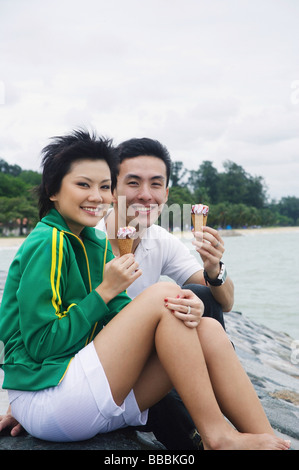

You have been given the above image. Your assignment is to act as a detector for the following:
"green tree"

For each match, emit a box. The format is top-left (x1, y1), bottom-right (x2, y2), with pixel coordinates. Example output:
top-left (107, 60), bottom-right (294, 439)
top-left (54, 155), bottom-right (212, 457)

top-left (278, 197), bottom-right (299, 225)
top-left (219, 161), bottom-right (250, 205)
top-left (0, 196), bottom-right (38, 235)
top-left (170, 161), bottom-right (187, 187)
top-left (19, 170), bottom-right (41, 186)
top-left (191, 161), bottom-right (220, 204)
top-left (0, 158), bottom-right (22, 176)
top-left (0, 173), bottom-right (29, 198)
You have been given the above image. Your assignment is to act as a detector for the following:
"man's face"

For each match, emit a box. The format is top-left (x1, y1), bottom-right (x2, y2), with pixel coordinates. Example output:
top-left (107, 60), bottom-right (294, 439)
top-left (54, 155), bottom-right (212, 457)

top-left (113, 155), bottom-right (169, 229)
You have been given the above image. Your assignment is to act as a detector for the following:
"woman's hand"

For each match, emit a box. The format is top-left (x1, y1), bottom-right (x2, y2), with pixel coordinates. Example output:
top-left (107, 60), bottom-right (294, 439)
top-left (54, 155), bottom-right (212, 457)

top-left (164, 289), bottom-right (204, 328)
top-left (0, 406), bottom-right (23, 436)
top-left (192, 226), bottom-right (225, 280)
top-left (96, 254), bottom-right (142, 303)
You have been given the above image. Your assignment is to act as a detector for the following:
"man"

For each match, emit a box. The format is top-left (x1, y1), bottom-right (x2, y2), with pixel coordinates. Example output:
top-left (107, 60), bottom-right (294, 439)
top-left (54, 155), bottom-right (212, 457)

top-left (99, 137), bottom-right (234, 322)
top-left (97, 137), bottom-right (234, 449)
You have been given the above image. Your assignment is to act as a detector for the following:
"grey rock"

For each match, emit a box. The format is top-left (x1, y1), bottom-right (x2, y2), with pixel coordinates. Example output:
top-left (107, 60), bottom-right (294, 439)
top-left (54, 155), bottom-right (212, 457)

top-left (0, 427), bottom-right (164, 450)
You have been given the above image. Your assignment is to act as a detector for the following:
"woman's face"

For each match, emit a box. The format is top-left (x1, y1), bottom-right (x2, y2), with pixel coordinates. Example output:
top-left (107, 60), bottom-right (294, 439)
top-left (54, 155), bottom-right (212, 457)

top-left (50, 159), bottom-right (112, 236)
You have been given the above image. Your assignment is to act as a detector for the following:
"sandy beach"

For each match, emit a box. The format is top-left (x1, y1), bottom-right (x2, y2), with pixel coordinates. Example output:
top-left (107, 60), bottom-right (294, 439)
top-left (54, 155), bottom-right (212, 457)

top-left (0, 226), bottom-right (298, 247)
top-left (0, 237), bottom-right (25, 247)
top-left (172, 225), bottom-right (299, 240)
top-left (225, 226), bottom-right (299, 236)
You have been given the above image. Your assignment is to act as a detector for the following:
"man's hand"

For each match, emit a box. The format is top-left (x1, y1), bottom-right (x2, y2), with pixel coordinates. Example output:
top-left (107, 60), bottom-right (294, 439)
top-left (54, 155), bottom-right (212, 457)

top-left (192, 226), bottom-right (225, 279)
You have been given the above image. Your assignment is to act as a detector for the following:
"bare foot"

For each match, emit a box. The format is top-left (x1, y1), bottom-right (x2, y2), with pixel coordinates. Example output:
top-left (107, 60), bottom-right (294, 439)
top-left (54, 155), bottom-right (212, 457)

top-left (204, 428), bottom-right (291, 450)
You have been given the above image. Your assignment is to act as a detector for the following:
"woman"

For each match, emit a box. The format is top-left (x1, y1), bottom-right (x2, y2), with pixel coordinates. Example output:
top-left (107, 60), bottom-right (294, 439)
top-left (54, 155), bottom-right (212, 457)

top-left (0, 130), bottom-right (290, 450)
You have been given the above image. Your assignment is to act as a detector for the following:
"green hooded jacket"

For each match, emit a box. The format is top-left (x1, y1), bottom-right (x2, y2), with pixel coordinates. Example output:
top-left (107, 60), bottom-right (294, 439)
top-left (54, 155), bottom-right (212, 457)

top-left (0, 209), bottom-right (131, 391)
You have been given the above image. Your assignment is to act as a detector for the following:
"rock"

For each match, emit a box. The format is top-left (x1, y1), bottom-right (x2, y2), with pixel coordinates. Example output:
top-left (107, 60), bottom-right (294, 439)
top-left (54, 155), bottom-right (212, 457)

top-left (0, 427), bottom-right (165, 450)
top-left (224, 311), bottom-right (299, 447)
top-left (270, 390), bottom-right (299, 406)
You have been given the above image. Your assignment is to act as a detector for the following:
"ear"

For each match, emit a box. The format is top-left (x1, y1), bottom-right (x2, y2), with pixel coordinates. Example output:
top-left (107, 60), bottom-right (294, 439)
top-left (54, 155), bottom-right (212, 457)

top-left (111, 188), bottom-right (118, 204)
top-left (49, 194), bottom-right (57, 202)
top-left (165, 186), bottom-right (169, 203)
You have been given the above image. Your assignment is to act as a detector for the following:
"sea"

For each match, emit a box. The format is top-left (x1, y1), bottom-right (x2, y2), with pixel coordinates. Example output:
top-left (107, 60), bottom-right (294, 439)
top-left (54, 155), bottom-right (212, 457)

top-left (182, 229), bottom-right (299, 341)
top-left (0, 229), bottom-right (298, 340)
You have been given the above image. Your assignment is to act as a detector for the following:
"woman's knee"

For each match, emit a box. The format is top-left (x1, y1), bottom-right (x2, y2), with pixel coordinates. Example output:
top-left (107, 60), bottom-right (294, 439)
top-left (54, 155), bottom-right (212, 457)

top-left (198, 317), bottom-right (231, 348)
top-left (145, 282), bottom-right (181, 300)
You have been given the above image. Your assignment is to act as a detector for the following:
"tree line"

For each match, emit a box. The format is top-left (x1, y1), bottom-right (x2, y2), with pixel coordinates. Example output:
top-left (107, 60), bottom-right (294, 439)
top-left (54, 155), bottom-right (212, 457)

top-left (0, 157), bottom-right (298, 236)
top-left (168, 160), bottom-right (299, 229)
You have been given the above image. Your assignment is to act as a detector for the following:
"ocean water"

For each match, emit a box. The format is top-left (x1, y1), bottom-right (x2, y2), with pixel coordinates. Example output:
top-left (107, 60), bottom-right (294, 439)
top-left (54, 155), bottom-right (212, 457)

top-left (1, 230), bottom-right (299, 339)
top-left (183, 230), bottom-right (299, 340)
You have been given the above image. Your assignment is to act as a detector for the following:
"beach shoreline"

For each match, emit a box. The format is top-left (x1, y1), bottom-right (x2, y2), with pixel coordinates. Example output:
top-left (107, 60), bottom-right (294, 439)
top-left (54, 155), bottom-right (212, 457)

top-left (0, 237), bottom-right (26, 247)
top-left (0, 226), bottom-right (298, 247)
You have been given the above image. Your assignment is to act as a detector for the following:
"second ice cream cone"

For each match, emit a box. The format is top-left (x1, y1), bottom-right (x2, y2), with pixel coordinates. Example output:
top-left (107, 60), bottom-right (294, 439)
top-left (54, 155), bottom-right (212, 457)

top-left (117, 238), bottom-right (134, 256)
top-left (117, 226), bottom-right (136, 256)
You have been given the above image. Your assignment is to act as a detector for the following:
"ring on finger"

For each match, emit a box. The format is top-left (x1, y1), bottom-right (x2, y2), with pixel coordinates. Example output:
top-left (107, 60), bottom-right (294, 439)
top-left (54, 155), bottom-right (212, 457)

top-left (187, 305), bottom-right (191, 314)
top-left (214, 241), bottom-right (220, 248)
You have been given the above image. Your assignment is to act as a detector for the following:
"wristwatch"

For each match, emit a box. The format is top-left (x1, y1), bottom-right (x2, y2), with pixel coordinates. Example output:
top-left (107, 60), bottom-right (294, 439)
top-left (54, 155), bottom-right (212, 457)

top-left (204, 262), bottom-right (227, 286)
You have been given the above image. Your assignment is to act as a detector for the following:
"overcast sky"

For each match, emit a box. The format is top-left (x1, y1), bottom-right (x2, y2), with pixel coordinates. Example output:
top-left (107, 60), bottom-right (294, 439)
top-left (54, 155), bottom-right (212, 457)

top-left (0, 0), bottom-right (298, 200)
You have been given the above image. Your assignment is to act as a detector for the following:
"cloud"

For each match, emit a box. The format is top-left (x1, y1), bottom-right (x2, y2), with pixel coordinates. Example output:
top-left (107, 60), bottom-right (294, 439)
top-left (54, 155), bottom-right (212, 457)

top-left (226, 106), bottom-right (299, 145)
top-left (0, 0), bottom-right (299, 199)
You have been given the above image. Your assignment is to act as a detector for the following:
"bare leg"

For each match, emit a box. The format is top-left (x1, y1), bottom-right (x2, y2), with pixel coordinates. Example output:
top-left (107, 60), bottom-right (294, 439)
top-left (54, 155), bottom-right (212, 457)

top-left (93, 282), bottom-right (290, 450)
top-left (197, 318), bottom-right (273, 433)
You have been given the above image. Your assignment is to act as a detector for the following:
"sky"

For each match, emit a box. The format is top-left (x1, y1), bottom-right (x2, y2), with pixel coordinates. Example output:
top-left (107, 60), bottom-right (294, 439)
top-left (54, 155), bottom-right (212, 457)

top-left (0, 0), bottom-right (299, 201)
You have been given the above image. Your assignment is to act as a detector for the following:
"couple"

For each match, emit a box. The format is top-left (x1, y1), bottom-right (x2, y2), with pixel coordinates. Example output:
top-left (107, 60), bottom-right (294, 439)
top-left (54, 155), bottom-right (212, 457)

top-left (0, 129), bottom-right (290, 450)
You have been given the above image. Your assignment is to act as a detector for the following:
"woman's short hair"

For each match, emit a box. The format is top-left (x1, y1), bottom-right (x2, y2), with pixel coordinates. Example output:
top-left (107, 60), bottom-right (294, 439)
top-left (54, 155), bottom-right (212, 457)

top-left (37, 129), bottom-right (115, 219)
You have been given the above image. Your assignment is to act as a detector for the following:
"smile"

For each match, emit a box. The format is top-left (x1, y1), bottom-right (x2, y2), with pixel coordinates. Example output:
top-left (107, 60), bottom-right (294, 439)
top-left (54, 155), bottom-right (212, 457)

top-left (132, 205), bottom-right (157, 214)
top-left (81, 206), bottom-right (102, 216)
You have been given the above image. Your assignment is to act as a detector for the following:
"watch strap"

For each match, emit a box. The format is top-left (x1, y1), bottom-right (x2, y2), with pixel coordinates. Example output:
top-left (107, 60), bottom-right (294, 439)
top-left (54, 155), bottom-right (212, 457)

top-left (204, 262), bottom-right (227, 286)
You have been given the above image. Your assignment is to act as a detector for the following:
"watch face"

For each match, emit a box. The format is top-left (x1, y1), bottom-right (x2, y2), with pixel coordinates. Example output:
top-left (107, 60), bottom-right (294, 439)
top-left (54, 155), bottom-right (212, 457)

top-left (204, 263), bottom-right (227, 286)
top-left (219, 264), bottom-right (227, 283)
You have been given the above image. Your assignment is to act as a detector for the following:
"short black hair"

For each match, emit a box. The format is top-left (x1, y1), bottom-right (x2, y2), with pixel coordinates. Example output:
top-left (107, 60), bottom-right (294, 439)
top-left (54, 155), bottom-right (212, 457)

top-left (113, 137), bottom-right (172, 189)
top-left (37, 129), bottom-right (115, 219)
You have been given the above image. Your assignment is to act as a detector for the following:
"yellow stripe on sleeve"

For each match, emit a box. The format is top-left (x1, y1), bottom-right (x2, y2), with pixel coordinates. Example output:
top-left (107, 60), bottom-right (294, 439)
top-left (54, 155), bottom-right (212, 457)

top-left (51, 229), bottom-right (67, 318)
top-left (50, 228), bottom-right (58, 312)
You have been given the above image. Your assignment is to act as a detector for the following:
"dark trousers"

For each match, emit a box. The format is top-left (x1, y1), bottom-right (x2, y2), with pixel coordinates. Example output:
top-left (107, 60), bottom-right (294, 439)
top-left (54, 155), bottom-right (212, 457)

top-left (139, 284), bottom-right (225, 450)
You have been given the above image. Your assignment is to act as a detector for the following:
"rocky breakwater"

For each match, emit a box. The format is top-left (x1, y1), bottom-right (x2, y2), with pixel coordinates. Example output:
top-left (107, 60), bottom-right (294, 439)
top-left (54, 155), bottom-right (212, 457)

top-left (1, 268), bottom-right (299, 449)
top-left (224, 310), bottom-right (299, 449)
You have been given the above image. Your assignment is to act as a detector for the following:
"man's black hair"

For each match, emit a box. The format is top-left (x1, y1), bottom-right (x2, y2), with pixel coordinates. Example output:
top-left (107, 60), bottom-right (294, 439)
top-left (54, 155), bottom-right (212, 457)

top-left (113, 137), bottom-right (172, 189)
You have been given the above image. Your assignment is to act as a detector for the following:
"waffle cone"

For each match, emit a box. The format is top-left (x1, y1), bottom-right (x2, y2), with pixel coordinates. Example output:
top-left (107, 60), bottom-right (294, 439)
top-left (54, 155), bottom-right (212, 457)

top-left (192, 213), bottom-right (208, 231)
top-left (117, 237), bottom-right (134, 256)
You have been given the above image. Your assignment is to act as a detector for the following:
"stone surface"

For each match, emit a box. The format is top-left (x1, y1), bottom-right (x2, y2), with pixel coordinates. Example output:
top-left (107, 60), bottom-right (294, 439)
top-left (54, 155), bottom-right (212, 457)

top-left (0, 427), bottom-right (164, 451)
top-left (224, 311), bottom-right (299, 448)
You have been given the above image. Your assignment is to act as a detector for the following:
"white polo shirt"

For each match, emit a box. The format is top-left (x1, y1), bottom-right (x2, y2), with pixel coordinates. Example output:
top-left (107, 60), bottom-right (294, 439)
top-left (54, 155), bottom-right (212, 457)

top-left (96, 214), bottom-right (203, 299)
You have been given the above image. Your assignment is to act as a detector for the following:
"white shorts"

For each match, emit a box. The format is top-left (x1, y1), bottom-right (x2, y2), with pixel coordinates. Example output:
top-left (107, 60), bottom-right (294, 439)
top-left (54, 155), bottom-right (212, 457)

top-left (9, 342), bottom-right (148, 442)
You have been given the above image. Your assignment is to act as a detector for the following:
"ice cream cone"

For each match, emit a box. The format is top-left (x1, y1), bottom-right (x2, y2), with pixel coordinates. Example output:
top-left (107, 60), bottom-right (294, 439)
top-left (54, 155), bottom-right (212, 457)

top-left (117, 226), bottom-right (136, 256)
top-left (191, 204), bottom-right (209, 231)
top-left (117, 238), bottom-right (134, 256)
top-left (191, 213), bottom-right (204, 232)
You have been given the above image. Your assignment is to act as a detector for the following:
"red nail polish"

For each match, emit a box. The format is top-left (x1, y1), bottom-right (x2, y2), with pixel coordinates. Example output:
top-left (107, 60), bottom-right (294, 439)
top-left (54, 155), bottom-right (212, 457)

top-left (164, 298), bottom-right (168, 302)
